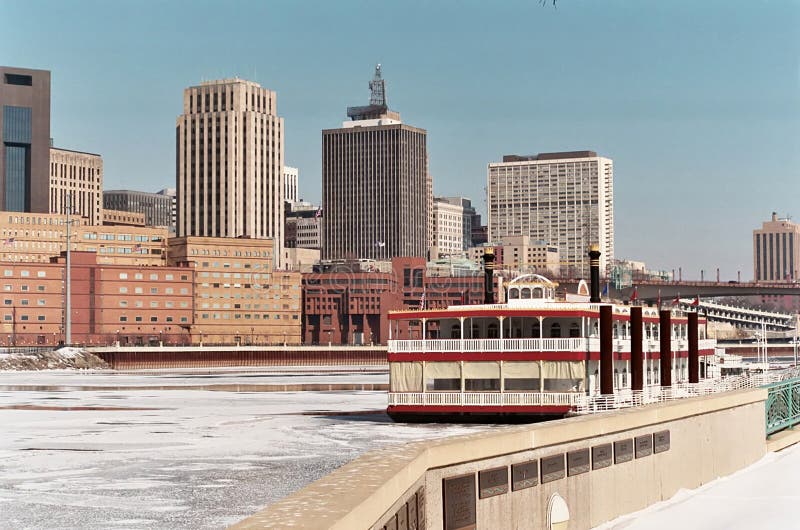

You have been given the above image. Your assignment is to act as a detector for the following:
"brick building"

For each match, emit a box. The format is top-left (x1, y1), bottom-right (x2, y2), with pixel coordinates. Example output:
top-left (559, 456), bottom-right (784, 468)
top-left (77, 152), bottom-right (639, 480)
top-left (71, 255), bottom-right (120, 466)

top-left (0, 251), bottom-right (193, 346)
top-left (302, 257), bottom-right (497, 345)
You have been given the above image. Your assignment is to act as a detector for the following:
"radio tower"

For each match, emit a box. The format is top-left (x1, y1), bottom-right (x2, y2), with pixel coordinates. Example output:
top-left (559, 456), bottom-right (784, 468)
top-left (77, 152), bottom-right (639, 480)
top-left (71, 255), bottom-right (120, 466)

top-left (369, 64), bottom-right (386, 106)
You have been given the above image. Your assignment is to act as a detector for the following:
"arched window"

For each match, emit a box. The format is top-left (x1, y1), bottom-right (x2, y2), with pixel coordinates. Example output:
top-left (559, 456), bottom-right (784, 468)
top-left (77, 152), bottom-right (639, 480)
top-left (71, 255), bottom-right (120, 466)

top-left (532, 287), bottom-right (543, 299)
top-left (550, 323), bottom-right (561, 338)
top-left (569, 323), bottom-right (580, 338)
top-left (521, 287), bottom-right (531, 299)
top-left (509, 288), bottom-right (519, 300)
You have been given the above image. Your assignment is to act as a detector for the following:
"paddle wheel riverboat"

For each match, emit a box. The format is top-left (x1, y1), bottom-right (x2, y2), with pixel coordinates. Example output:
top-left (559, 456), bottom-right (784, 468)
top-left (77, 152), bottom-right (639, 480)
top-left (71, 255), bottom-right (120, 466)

top-left (386, 248), bottom-right (718, 422)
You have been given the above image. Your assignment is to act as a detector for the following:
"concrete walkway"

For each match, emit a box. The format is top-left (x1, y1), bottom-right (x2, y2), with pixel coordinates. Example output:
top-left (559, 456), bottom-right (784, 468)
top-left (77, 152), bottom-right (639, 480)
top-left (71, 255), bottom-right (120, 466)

top-left (596, 441), bottom-right (800, 530)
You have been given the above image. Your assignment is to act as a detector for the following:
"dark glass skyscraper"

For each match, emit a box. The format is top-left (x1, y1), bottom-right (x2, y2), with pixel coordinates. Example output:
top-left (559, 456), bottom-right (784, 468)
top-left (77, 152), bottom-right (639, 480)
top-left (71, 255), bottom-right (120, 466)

top-left (0, 66), bottom-right (50, 213)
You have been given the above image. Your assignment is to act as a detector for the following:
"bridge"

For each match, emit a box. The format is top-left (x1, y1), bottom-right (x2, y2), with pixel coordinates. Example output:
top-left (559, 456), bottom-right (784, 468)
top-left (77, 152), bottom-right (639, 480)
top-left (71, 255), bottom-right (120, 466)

top-left (673, 298), bottom-right (796, 332)
top-left (556, 278), bottom-right (800, 301)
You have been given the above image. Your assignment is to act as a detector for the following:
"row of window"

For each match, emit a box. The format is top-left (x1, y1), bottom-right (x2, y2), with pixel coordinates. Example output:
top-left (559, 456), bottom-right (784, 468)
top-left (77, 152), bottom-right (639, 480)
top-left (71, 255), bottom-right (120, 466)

top-left (119, 286), bottom-right (189, 295)
top-left (119, 272), bottom-right (188, 281)
top-left (119, 315), bottom-right (188, 323)
top-left (200, 313), bottom-right (298, 320)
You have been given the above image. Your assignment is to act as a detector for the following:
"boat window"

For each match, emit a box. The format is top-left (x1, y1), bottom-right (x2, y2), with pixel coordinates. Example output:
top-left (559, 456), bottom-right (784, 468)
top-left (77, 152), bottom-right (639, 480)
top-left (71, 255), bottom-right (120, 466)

top-left (521, 287), bottom-right (531, 299)
top-left (541, 360), bottom-right (585, 391)
top-left (532, 287), bottom-right (543, 299)
top-left (464, 362), bottom-right (500, 391)
top-left (390, 362), bottom-right (423, 392)
top-left (487, 323), bottom-right (499, 338)
top-left (471, 324), bottom-right (479, 338)
top-left (569, 323), bottom-right (580, 338)
top-left (550, 323), bottom-right (561, 338)
top-left (503, 361), bottom-right (540, 391)
top-left (509, 288), bottom-right (519, 300)
top-left (450, 325), bottom-right (460, 339)
top-left (424, 362), bottom-right (461, 391)
top-left (531, 321), bottom-right (541, 338)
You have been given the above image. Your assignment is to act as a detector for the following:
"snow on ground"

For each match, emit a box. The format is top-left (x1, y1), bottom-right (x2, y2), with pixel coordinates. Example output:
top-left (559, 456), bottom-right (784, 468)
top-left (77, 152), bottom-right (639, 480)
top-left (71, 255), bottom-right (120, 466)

top-left (0, 370), bottom-right (492, 529)
top-left (594, 442), bottom-right (800, 530)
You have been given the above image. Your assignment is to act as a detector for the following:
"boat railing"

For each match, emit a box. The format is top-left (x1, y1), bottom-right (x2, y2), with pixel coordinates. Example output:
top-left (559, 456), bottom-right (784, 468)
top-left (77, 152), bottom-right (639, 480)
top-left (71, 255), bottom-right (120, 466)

top-left (388, 337), bottom-right (710, 354)
top-left (387, 391), bottom-right (585, 407)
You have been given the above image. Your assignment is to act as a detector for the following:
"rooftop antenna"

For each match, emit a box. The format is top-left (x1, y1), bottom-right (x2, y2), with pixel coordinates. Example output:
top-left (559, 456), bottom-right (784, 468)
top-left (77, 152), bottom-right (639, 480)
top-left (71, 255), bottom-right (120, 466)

top-left (369, 64), bottom-right (386, 106)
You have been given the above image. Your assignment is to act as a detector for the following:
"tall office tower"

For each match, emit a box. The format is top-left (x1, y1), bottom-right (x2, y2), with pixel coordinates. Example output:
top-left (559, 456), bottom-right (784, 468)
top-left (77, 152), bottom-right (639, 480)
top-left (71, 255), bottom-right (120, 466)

top-left (176, 78), bottom-right (284, 264)
top-left (488, 151), bottom-right (614, 276)
top-left (284, 166), bottom-right (298, 204)
top-left (0, 67), bottom-right (50, 213)
top-left (50, 147), bottom-right (103, 225)
top-left (322, 65), bottom-right (428, 260)
top-left (104, 189), bottom-right (172, 228)
top-left (753, 212), bottom-right (800, 282)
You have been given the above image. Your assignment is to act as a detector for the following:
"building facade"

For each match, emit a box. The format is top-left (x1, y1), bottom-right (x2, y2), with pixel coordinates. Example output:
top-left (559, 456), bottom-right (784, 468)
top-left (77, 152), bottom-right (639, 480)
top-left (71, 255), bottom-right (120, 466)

top-left (104, 189), bottom-right (173, 229)
top-left (0, 66), bottom-right (50, 213)
top-left (102, 209), bottom-right (146, 227)
top-left (302, 257), bottom-right (498, 345)
top-left (166, 237), bottom-right (301, 345)
top-left (322, 67), bottom-right (428, 261)
top-left (284, 166), bottom-right (298, 204)
top-left (488, 151), bottom-right (614, 276)
top-left (467, 236), bottom-right (560, 277)
top-left (753, 212), bottom-right (800, 282)
top-left (0, 211), bottom-right (167, 266)
top-left (0, 251), bottom-right (193, 347)
top-left (50, 147), bottom-right (103, 225)
top-left (432, 197), bottom-right (465, 258)
top-left (176, 78), bottom-right (284, 265)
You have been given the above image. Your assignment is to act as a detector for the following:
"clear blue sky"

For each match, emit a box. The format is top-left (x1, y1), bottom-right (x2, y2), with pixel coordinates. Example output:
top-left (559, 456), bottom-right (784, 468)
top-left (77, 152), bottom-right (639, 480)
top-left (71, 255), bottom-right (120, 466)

top-left (2, 0), bottom-right (799, 280)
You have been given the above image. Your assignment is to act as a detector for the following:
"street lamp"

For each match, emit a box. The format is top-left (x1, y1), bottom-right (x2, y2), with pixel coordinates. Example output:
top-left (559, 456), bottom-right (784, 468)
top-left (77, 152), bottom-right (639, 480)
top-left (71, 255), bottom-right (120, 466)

top-left (116, 329), bottom-right (120, 346)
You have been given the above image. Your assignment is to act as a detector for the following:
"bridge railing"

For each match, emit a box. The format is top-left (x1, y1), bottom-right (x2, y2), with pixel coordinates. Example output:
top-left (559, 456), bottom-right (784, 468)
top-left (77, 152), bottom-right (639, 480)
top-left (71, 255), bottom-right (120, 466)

top-left (765, 377), bottom-right (800, 436)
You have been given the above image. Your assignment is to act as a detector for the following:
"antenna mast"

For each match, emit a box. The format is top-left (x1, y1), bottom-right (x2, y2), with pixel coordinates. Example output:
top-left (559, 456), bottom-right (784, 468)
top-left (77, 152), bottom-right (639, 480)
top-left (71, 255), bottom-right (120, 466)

top-left (369, 64), bottom-right (386, 106)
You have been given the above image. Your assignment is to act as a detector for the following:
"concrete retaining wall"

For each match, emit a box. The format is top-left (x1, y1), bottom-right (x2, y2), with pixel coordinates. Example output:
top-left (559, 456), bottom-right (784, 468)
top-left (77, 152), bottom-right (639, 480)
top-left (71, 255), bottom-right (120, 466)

top-left (89, 346), bottom-right (388, 369)
top-left (232, 388), bottom-right (767, 530)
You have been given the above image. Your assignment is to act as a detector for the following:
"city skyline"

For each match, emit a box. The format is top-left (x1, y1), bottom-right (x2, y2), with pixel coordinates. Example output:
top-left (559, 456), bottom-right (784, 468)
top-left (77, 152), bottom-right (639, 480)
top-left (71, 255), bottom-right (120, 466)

top-left (2, 1), bottom-right (799, 279)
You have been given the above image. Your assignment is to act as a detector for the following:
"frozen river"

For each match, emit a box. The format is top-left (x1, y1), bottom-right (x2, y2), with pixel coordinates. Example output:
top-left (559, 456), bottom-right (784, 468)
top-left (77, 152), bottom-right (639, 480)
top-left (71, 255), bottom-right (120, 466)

top-left (0, 369), bottom-right (493, 529)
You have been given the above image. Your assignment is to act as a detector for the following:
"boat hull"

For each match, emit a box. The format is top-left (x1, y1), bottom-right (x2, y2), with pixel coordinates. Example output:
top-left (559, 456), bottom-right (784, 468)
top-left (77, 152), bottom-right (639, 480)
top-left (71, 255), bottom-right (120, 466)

top-left (386, 404), bottom-right (571, 423)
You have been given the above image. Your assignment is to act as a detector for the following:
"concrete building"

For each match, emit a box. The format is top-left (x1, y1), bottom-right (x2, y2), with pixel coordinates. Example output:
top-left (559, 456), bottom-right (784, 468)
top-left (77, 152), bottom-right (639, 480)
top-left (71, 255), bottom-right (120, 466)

top-left (50, 147), bottom-right (103, 225)
top-left (285, 201), bottom-right (322, 250)
top-left (156, 188), bottom-right (176, 233)
top-left (176, 78), bottom-right (284, 265)
top-left (431, 198), bottom-right (465, 258)
top-left (322, 66), bottom-right (428, 261)
top-left (166, 237), bottom-right (301, 345)
top-left (0, 251), bottom-right (193, 347)
top-left (0, 211), bottom-right (167, 266)
top-left (282, 247), bottom-right (321, 273)
top-left (0, 66), bottom-right (50, 213)
top-left (488, 151), bottom-right (614, 276)
top-left (467, 236), bottom-right (560, 277)
top-left (753, 212), bottom-right (800, 282)
top-left (284, 166), bottom-right (298, 204)
top-left (102, 209), bottom-right (146, 227)
top-left (104, 189), bottom-right (173, 229)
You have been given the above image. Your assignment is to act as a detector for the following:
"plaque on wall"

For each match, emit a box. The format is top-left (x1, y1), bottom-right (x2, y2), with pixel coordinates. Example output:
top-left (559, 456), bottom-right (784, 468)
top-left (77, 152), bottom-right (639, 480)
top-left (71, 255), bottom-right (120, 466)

top-left (654, 430), bottom-right (670, 453)
top-left (397, 503), bottom-right (408, 530)
top-left (417, 487), bottom-right (426, 529)
top-left (443, 474), bottom-right (476, 530)
top-left (592, 444), bottom-right (613, 470)
top-left (635, 434), bottom-right (653, 458)
top-left (408, 493), bottom-right (419, 530)
top-left (478, 467), bottom-right (508, 499)
top-left (512, 460), bottom-right (539, 491)
top-left (567, 448), bottom-right (590, 476)
top-left (614, 439), bottom-right (633, 464)
top-left (541, 454), bottom-right (566, 483)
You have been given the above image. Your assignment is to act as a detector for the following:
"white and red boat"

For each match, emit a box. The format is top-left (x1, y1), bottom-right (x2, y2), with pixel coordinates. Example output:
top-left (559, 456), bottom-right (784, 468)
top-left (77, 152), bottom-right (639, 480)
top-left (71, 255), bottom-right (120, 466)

top-left (386, 270), bottom-right (717, 422)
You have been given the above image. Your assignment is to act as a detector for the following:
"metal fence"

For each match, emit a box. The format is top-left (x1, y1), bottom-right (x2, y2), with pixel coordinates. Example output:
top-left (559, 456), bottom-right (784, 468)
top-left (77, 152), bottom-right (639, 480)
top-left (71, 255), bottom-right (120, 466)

top-left (765, 377), bottom-right (800, 436)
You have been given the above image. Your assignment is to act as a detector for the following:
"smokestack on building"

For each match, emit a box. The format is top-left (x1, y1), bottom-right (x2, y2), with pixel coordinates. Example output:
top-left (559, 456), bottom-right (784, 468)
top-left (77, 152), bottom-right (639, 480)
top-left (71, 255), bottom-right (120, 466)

top-left (483, 248), bottom-right (495, 304)
top-left (589, 244), bottom-right (601, 303)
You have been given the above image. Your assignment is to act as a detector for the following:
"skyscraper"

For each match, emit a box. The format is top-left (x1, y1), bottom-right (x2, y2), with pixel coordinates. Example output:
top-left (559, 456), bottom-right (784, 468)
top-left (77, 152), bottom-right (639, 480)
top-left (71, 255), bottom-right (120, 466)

top-left (488, 151), bottom-right (614, 275)
top-left (753, 212), bottom-right (800, 282)
top-left (0, 66), bottom-right (50, 213)
top-left (322, 65), bottom-right (428, 260)
top-left (50, 147), bottom-right (103, 225)
top-left (176, 78), bottom-right (284, 263)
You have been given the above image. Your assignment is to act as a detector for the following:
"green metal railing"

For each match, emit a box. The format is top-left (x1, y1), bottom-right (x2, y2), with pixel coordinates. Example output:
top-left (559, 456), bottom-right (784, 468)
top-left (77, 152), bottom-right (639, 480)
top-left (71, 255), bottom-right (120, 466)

top-left (765, 377), bottom-right (800, 436)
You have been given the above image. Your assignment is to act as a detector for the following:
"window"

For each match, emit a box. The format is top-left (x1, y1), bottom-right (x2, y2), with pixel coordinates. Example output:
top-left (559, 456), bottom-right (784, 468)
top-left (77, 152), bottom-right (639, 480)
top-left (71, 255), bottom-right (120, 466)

top-left (3, 270), bottom-right (10, 277)
top-left (3, 299), bottom-right (10, 305)
top-left (5, 73), bottom-right (33, 86)
top-left (134, 273), bottom-right (143, 280)
top-left (150, 273), bottom-right (158, 280)
top-left (119, 301), bottom-right (128, 307)
top-left (135, 316), bottom-right (143, 322)
top-left (20, 270), bottom-right (29, 277)
top-left (20, 299), bottom-right (28, 305)
top-left (36, 271), bottom-right (45, 278)
top-left (3, 315), bottom-right (9, 321)
top-left (3, 285), bottom-right (10, 291)
top-left (134, 287), bottom-right (143, 294)
top-left (37, 315), bottom-right (45, 321)
top-left (119, 287), bottom-right (128, 293)
top-left (150, 301), bottom-right (158, 308)
top-left (119, 273), bottom-right (128, 279)
top-left (150, 316), bottom-right (157, 322)
top-left (150, 288), bottom-right (157, 294)
top-left (119, 316), bottom-right (127, 322)
top-left (20, 285), bottom-right (28, 292)
top-left (20, 315), bottom-right (28, 321)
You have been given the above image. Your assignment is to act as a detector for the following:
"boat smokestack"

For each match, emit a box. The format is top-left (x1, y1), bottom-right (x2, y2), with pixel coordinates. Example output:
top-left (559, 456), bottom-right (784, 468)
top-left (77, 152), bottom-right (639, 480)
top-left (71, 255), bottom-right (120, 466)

top-left (483, 248), bottom-right (495, 304)
top-left (589, 244), bottom-right (601, 303)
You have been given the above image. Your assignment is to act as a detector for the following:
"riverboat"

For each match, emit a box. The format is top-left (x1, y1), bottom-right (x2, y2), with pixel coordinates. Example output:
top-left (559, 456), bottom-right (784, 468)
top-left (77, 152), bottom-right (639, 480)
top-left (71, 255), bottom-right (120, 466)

top-left (386, 272), bottom-right (717, 422)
